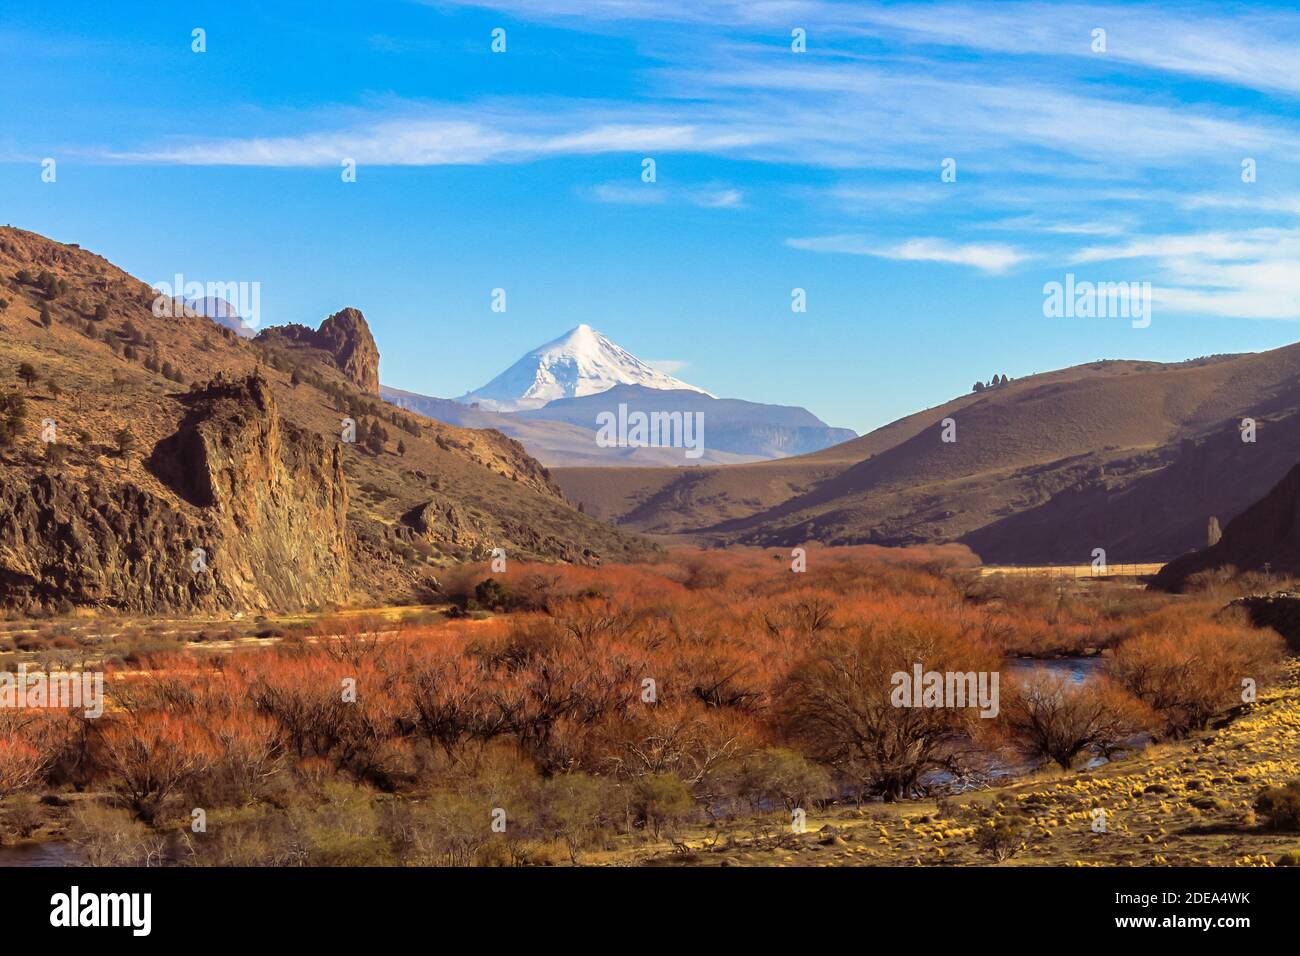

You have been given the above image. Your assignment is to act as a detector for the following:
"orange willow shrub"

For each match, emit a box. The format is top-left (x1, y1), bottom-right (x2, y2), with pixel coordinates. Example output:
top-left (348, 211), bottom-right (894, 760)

top-left (93, 711), bottom-right (218, 823)
top-left (0, 709), bottom-right (75, 797)
top-left (774, 614), bottom-right (1002, 800)
top-left (1108, 605), bottom-right (1285, 736)
top-left (999, 670), bottom-right (1155, 769)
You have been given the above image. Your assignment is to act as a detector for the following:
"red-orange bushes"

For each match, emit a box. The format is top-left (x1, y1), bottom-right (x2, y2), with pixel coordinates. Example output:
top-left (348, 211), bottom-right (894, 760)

top-left (1109, 605), bottom-right (1285, 735)
top-left (480, 616), bottom-right (646, 773)
top-left (591, 699), bottom-right (762, 792)
top-left (243, 652), bottom-right (405, 780)
top-left (998, 670), bottom-right (1155, 769)
top-left (94, 711), bottom-right (217, 823)
top-left (774, 614), bottom-right (1001, 800)
top-left (0, 709), bottom-right (74, 797)
top-left (6, 544), bottom-right (1287, 836)
top-left (199, 712), bottom-right (287, 805)
top-left (397, 636), bottom-right (502, 764)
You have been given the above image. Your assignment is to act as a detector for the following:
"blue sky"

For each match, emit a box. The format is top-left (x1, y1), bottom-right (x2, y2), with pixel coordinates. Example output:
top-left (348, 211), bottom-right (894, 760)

top-left (3, 0), bottom-right (1300, 434)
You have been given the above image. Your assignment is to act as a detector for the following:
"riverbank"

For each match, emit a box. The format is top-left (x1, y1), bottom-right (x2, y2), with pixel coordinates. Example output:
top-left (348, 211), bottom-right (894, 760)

top-left (628, 660), bottom-right (1300, 867)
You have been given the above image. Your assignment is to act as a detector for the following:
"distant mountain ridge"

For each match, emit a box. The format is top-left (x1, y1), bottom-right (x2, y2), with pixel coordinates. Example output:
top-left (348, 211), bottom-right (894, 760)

top-left (186, 296), bottom-right (256, 338)
top-left (517, 384), bottom-right (857, 459)
top-left (381, 385), bottom-right (763, 466)
top-left (383, 325), bottom-right (857, 466)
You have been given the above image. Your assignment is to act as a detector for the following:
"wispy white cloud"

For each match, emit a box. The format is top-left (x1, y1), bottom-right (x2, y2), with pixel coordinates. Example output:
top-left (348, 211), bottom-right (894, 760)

top-left (442, 1), bottom-right (1300, 95)
top-left (787, 234), bottom-right (1028, 273)
top-left (588, 181), bottom-right (745, 208)
top-left (1068, 228), bottom-right (1300, 319)
top-left (984, 215), bottom-right (1132, 237)
top-left (590, 182), bottom-right (667, 205)
top-left (1181, 192), bottom-right (1300, 216)
top-left (107, 113), bottom-right (772, 167)
top-left (690, 186), bottom-right (745, 208)
top-left (80, 0), bottom-right (1300, 324)
top-left (647, 358), bottom-right (689, 374)
top-left (100, 3), bottom-right (1300, 175)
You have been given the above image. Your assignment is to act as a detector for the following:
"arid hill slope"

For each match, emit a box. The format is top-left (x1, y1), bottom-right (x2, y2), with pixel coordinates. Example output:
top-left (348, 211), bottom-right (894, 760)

top-left (555, 349), bottom-right (1300, 563)
top-left (0, 226), bottom-right (647, 612)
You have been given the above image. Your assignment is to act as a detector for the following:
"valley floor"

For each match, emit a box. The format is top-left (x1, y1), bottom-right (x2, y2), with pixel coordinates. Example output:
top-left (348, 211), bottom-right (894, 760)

top-left (3, 551), bottom-right (1298, 868)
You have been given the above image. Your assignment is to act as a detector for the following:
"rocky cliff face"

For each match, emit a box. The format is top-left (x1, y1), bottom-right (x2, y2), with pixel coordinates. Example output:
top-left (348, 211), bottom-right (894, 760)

top-left (1153, 459), bottom-right (1300, 591)
top-left (0, 373), bottom-right (350, 613)
top-left (316, 308), bottom-right (380, 395)
top-left (153, 372), bottom-right (351, 610)
top-left (257, 308), bottom-right (380, 395)
top-left (0, 225), bottom-right (651, 615)
top-left (399, 494), bottom-right (601, 566)
top-left (0, 475), bottom-right (212, 611)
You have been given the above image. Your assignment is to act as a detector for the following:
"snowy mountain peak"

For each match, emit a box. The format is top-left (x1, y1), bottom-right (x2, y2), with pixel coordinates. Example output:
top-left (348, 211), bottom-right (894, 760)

top-left (457, 325), bottom-right (713, 412)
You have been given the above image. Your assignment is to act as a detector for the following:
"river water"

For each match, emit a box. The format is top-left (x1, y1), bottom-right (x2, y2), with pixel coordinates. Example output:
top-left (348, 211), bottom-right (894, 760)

top-left (0, 841), bottom-right (83, 867)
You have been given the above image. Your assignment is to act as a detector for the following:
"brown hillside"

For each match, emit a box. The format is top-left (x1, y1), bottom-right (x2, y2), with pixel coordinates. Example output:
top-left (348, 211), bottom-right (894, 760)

top-left (0, 226), bottom-right (648, 612)
top-left (555, 349), bottom-right (1300, 563)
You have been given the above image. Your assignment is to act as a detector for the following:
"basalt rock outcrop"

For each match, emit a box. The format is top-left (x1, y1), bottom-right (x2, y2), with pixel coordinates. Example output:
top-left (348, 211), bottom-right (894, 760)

top-left (0, 373), bottom-right (350, 613)
top-left (0, 474), bottom-right (214, 611)
top-left (401, 494), bottom-right (495, 559)
top-left (399, 495), bottom-right (601, 566)
top-left (256, 307), bottom-right (380, 395)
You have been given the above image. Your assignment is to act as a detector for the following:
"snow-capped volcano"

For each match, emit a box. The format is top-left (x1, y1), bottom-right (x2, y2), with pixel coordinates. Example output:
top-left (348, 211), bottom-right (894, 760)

top-left (457, 324), bottom-right (713, 412)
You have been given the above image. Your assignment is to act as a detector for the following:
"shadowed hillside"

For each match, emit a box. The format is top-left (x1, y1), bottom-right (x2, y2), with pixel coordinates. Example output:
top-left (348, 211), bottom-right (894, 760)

top-left (1154, 457), bottom-right (1300, 591)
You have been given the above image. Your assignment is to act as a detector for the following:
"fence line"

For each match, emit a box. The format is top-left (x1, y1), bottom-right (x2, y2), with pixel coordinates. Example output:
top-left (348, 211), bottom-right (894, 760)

top-left (978, 562), bottom-right (1169, 580)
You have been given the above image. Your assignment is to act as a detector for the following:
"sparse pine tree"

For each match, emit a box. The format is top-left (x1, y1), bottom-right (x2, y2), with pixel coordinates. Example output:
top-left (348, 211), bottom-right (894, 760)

top-left (39, 304), bottom-right (52, 330)
top-left (113, 425), bottom-right (135, 459)
top-left (0, 394), bottom-right (27, 447)
top-left (17, 362), bottom-right (38, 388)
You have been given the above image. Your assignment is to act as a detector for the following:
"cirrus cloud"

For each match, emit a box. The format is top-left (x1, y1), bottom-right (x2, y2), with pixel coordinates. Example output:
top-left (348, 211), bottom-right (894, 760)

top-left (787, 234), bottom-right (1029, 273)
